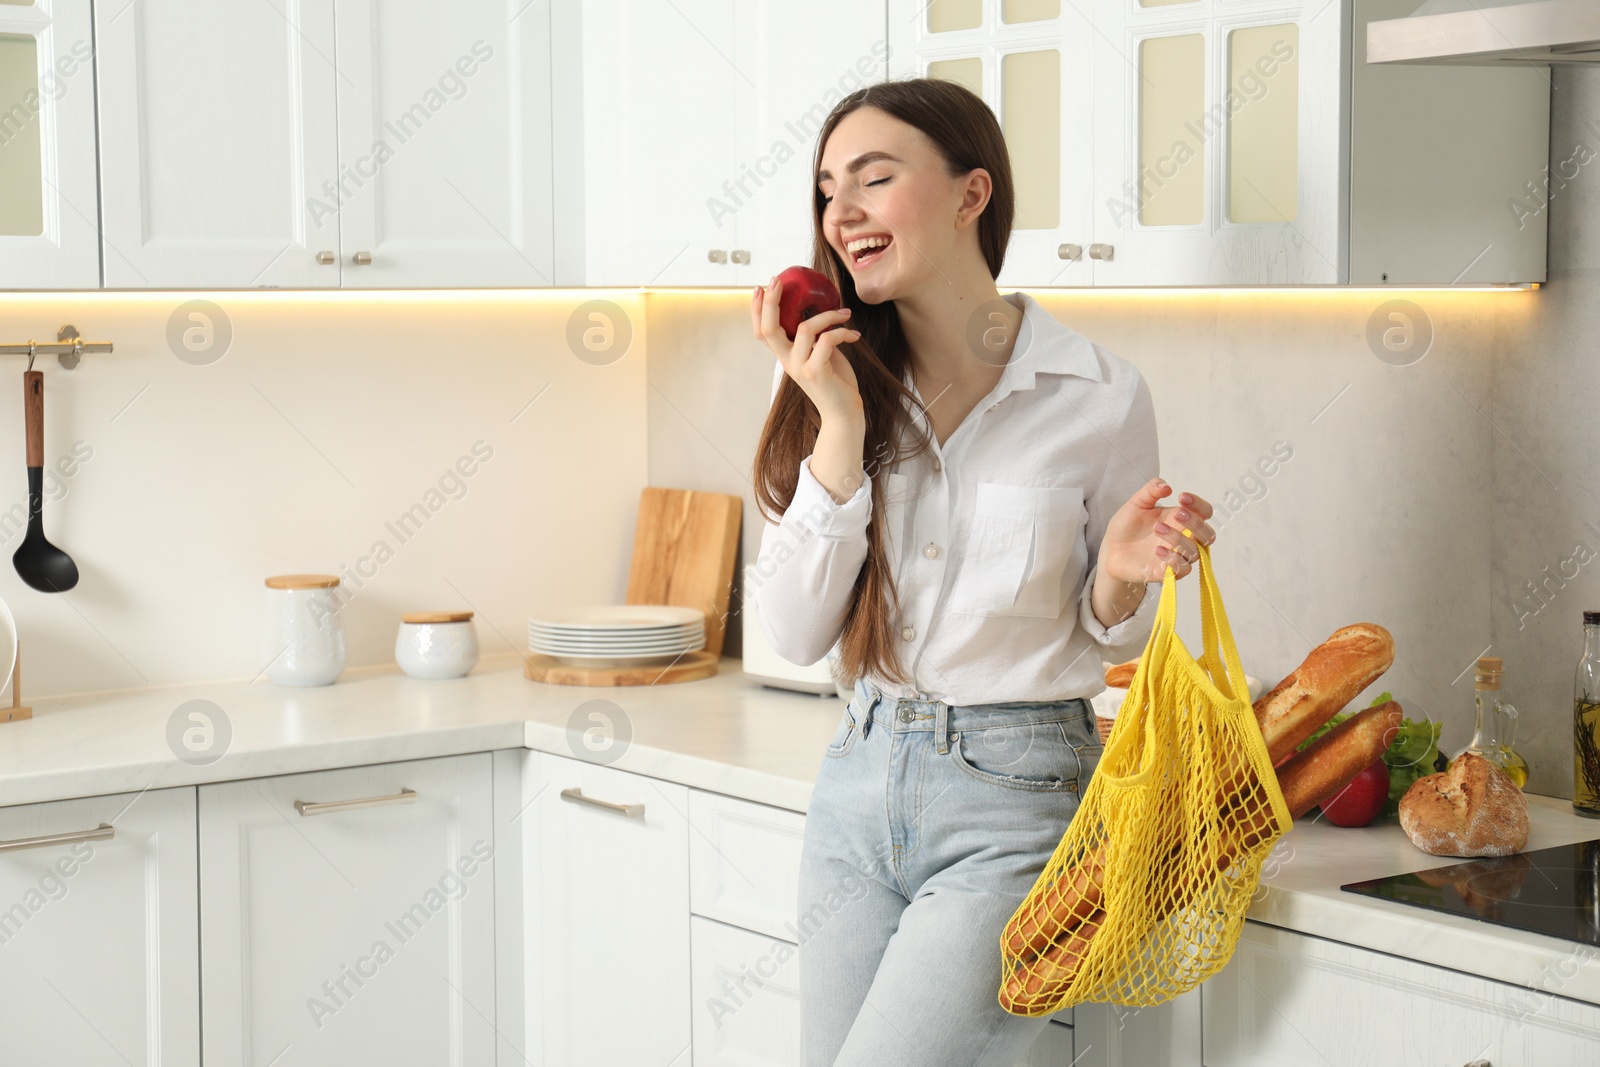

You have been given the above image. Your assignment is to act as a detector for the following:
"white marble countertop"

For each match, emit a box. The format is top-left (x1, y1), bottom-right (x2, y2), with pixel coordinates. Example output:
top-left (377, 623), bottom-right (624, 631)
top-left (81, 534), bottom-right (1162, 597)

top-left (4, 654), bottom-right (1599, 1005)
top-left (0, 652), bottom-right (844, 812)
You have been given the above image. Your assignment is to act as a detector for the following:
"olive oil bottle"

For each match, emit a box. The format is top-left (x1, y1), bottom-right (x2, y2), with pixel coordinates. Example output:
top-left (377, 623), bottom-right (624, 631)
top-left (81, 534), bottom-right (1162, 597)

top-left (1576, 611), bottom-right (1600, 818)
top-left (1464, 656), bottom-right (1529, 788)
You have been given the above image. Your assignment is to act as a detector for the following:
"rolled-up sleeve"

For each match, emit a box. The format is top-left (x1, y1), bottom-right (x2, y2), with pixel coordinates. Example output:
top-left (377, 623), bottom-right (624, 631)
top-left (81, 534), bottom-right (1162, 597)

top-left (751, 360), bottom-right (872, 666)
top-left (1076, 369), bottom-right (1161, 664)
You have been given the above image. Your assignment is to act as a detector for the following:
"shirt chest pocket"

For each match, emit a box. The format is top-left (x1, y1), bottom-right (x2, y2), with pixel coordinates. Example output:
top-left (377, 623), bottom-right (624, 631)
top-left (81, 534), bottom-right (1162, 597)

top-left (950, 483), bottom-right (1088, 619)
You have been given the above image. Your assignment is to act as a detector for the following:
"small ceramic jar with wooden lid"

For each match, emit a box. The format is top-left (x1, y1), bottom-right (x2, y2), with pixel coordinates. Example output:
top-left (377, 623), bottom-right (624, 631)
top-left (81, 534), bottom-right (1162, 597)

top-left (263, 574), bottom-right (345, 687)
top-left (395, 611), bottom-right (479, 679)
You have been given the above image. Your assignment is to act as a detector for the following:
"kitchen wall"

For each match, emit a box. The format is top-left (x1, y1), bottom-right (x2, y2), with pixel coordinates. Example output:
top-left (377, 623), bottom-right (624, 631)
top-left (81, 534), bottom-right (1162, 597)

top-left (1493, 67), bottom-right (1600, 803)
top-left (0, 290), bottom-right (648, 698)
top-left (1, 82), bottom-right (1585, 799)
top-left (648, 278), bottom-right (1538, 790)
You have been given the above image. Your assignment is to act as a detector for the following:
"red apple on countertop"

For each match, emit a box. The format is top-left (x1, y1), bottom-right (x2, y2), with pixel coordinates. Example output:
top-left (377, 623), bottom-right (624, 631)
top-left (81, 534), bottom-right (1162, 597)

top-left (775, 266), bottom-right (842, 341)
top-left (1318, 757), bottom-right (1390, 827)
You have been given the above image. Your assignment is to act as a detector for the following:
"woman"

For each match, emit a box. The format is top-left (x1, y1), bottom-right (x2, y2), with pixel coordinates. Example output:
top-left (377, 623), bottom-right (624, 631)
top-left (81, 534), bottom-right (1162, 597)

top-left (749, 79), bottom-right (1215, 1066)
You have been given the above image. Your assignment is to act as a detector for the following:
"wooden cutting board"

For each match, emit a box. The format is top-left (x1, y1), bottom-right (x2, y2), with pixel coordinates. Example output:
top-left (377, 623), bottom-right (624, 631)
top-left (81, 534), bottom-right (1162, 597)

top-left (625, 487), bottom-right (741, 657)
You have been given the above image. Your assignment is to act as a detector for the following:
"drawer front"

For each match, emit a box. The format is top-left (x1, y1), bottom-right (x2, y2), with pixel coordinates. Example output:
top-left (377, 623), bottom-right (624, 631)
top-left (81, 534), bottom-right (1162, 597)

top-left (689, 789), bottom-right (807, 942)
top-left (1204, 922), bottom-right (1600, 1066)
top-left (691, 915), bottom-right (801, 1066)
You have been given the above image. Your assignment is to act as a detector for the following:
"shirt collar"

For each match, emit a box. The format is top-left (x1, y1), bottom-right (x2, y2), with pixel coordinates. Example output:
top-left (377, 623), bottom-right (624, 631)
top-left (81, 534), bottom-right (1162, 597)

top-left (897, 291), bottom-right (1105, 414)
top-left (995, 291), bottom-right (1105, 395)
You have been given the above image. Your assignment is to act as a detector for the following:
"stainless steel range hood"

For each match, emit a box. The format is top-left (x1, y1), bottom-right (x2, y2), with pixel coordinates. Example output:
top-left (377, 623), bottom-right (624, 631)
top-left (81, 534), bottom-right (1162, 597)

top-left (1368, 0), bottom-right (1600, 66)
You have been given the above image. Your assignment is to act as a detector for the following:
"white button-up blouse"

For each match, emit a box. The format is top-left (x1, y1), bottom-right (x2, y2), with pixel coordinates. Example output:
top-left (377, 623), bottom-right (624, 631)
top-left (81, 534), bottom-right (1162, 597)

top-left (751, 291), bottom-right (1161, 706)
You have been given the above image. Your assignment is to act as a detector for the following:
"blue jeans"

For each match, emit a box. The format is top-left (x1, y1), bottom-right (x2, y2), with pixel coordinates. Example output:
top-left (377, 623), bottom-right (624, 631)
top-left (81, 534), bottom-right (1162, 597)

top-left (797, 677), bottom-right (1102, 1066)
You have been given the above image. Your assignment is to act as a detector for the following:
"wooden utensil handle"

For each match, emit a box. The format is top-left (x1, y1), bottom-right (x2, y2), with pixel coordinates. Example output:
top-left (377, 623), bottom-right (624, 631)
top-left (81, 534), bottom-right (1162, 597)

top-left (23, 371), bottom-right (41, 468)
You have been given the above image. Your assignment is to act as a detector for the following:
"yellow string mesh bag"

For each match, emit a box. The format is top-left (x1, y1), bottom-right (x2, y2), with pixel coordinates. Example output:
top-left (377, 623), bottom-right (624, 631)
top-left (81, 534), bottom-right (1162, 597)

top-left (997, 537), bottom-right (1292, 1015)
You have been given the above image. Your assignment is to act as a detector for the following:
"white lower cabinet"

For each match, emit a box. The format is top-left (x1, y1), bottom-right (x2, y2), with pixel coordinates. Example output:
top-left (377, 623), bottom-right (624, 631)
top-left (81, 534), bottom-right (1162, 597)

top-left (1017, 1020), bottom-right (1076, 1066)
top-left (198, 752), bottom-right (497, 1066)
top-left (1204, 922), bottom-right (1600, 1066)
top-left (525, 750), bottom-right (691, 1066)
top-left (1074, 990), bottom-right (1200, 1067)
top-left (0, 786), bottom-right (200, 1066)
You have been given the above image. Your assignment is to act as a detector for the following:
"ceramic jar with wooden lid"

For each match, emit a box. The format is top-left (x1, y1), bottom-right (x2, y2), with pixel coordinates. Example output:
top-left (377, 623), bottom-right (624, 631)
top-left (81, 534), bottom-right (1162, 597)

top-left (263, 574), bottom-right (345, 686)
top-left (395, 611), bottom-right (479, 679)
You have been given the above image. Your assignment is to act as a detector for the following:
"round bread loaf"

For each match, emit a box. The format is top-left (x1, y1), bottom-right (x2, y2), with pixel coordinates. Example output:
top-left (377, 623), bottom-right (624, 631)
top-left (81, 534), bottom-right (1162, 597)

top-left (1398, 752), bottom-right (1529, 857)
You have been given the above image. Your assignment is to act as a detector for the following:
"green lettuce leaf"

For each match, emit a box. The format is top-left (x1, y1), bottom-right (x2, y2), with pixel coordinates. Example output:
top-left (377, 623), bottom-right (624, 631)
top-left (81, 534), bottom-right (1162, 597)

top-left (1293, 691), bottom-right (1440, 817)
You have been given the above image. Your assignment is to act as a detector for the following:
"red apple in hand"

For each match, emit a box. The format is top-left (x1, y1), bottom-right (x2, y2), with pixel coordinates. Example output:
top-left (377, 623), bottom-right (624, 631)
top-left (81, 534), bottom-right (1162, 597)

top-left (1318, 758), bottom-right (1390, 827)
top-left (775, 266), bottom-right (842, 342)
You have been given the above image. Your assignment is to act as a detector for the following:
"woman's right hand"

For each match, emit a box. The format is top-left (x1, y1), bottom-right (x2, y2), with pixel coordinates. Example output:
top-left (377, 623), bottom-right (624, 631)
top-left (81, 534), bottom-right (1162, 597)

top-left (752, 278), bottom-right (863, 423)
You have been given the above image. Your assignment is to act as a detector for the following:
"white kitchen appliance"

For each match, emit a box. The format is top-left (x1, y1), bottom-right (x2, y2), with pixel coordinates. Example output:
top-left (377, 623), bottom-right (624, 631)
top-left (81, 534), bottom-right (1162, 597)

top-left (740, 564), bottom-right (841, 696)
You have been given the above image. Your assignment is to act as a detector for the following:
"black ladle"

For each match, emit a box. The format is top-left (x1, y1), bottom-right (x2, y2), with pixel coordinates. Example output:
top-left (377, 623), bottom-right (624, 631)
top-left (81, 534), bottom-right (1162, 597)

top-left (13, 367), bottom-right (78, 592)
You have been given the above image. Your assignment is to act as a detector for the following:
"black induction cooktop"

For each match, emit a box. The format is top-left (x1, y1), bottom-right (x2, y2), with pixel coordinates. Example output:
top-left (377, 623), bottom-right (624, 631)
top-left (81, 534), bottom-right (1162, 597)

top-left (1341, 838), bottom-right (1600, 948)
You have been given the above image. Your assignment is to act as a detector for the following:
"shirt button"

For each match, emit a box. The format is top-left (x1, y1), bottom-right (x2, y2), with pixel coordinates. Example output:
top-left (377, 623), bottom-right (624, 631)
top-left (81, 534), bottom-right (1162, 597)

top-left (923, 543), bottom-right (939, 559)
top-left (901, 625), bottom-right (915, 641)
top-left (933, 458), bottom-right (943, 472)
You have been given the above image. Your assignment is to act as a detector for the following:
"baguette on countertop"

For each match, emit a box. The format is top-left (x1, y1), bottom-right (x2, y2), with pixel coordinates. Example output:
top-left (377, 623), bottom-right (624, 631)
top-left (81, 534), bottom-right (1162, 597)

top-left (1275, 700), bottom-right (1404, 818)
top-left (1253, 624), bottom-right (1395, 765)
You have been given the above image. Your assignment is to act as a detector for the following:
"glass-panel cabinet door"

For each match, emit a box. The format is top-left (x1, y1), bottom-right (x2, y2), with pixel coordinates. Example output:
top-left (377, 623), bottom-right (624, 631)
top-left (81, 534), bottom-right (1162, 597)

top-left (0, 1), bottom-right (99, 288)
top-left (888, 0), bottom-right (1094, 286)
top-left (1092, 0), bottom-right (1341, 285)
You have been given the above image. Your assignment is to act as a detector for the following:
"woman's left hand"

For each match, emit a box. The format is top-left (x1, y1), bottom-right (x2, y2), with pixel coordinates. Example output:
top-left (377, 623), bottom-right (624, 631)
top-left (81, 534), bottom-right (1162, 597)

top-left (1098, 477), bottom-right (1216, 583)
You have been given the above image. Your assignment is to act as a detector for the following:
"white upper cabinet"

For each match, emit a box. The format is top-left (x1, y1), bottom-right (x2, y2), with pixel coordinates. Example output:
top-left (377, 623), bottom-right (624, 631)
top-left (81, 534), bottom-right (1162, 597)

top-left (892, 0), bottom-right (1549, 285)
top-left (733, 2), bottom-right (890, 284)
top-left (198, 754), bottom-right (497, 1067)
top-left (0, 0), bottom-right (102, 288)
top-left (1091, 0), bottom-right (1342, 285)
top-left (95, 0), bottom-right (342, 288)
top-left (331, 0), bottom-right (553, 287)
top-left (571, 0), bottom-right (741, 286)
top-left (95, 0), bottom-right (553, 289)
top-left (566, 0), bottom-right (888, 286)
top-left (0, 786), bottom-right (200, 1067)
top-left (889, 0), bottom-right (1096, 287)
top-left (59, 0), bottom-right (1550, 289)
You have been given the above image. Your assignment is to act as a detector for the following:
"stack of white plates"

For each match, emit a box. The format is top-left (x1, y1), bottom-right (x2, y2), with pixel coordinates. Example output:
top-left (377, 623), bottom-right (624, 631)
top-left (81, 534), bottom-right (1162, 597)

top-left (528, 605), bottom-right (706, 666)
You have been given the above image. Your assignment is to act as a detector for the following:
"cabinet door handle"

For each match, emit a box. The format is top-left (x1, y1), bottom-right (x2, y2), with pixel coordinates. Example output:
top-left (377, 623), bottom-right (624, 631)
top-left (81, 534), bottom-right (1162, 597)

top-left (0, 823), bottom-right (114, 853)
top-left (707, 249), bottom-right (728, 264)
top-left (730, 249), bottom-right (751, 264)
top-left (1057, 243), bottom-right (1083, 261)
top-left (1088, 243), bottom-right (1115, 261)
top-left (351, 251), bottom-right (373, 265)
top-left (294, 788), bottom-right (416, 817)
top-left (560, 786), bottom-right (644, 818)
top-left (315, 250), bottom-right (335, 265)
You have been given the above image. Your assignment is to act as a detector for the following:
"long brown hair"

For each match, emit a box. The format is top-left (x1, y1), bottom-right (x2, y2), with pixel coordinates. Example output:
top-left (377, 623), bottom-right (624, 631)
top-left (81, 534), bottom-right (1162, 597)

top-left (752, 77), bottom-right (1015, 688)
